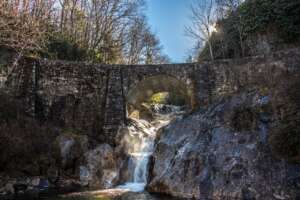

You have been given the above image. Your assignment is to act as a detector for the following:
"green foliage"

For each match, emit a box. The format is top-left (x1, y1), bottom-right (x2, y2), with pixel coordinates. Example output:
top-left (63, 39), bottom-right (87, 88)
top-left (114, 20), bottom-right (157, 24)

top-left (198, 0), bottom-right (300, 60)
top-left (43, 32), bottom-right (124, 63)
top-left (45, 33), bottom-right (88, 61)
top-left (149, 92), bottom-right (169, 104)
top-left (62, 127), bottom-right (84, 140)
top-left (274, 0), bottom-right (300, 42)
top-left (148, 92), bottom-right (186, 106)
top-left (239, 0), bottom-right (273, 34)
top-left (62, 127), bottom-right (82, 135)
top-left (238, 0), bottom-right (300, 40)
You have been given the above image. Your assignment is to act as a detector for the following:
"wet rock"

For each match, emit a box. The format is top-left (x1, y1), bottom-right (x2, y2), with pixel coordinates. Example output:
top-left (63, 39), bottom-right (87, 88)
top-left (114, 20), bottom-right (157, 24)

top-left (30, 177), bottom-right (40, 187)
top-left (13, 183), bottom-right (27, 194)
top-left (57, 135), bottom-right (75, 168)
top-left (55, 178), bottom-right (81, 191)
top-left (38, 179), bottom-right (49, 190)
top-left (79, 166), bottom-right (90, 186)
top-left (47, 167), bottom-right (59, 184)
top-left (147, 92), bottom-right (300, 199)
top-left (0, 177), bottom-right (50, 195)
top-left (56, 133), bottom-right (88, 174)
top-left (3, 183), bottom-right (14, 194)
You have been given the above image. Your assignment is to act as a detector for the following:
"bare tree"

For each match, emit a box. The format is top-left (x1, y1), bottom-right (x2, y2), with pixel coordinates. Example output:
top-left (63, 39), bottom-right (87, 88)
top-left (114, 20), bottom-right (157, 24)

top-left (143, 30), bottom-right (169, 64)
top-left (0, 0), bottom-right (54, 73)
top-left (186, 0), bottom-right (217, 61)
top-left (124, 15), bottom-right (169, 64)
top-left (216, 0), bottom-right (243, 16)
top-left (0, 0), bottom-right (168, 64)
top-left (124, 16), bottom-right (147, 64)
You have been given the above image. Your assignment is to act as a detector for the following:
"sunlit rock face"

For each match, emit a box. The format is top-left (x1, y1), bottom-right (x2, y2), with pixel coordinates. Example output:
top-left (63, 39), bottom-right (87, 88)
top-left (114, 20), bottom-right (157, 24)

top-left (80, 144), bottom-right (119, 189)
top-left (147, 92), bottom-right (300, 199)
top-left (116, 104), bottom-right (186, 192)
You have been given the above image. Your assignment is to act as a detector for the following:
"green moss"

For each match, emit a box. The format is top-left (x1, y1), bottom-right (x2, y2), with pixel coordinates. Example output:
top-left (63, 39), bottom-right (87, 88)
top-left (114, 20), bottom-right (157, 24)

top-left (258, 87), bottom-right (271, 96)
top-left (149, 92), bottom-right (169, 104)
top-left (62, 127), bottom-right (83, 138)
top-left (45, 32), bottom-right (88, 61)
top-left (148, 92), bottom-right (186, 106)
top-left (0, 64), bottom-right (7, 72)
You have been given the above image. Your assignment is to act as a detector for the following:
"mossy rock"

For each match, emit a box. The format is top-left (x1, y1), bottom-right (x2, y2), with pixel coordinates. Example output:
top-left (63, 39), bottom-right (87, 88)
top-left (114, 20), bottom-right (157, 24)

top-left (62, 127), bottom-right (85, 139)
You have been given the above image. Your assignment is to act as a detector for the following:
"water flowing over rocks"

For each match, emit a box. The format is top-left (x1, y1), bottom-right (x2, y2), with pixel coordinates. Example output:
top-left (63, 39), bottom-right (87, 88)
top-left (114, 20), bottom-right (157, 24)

top-left (147, 92), bottom-right (300, 199)
top-left (0, 48), bottom-right (299, 199)
top-left (116, 106), bottom-right (182, 192)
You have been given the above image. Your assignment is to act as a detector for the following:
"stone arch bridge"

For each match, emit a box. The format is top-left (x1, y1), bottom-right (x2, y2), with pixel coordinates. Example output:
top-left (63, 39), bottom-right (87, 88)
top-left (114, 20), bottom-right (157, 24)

top-left (5, 48), bottom-right (300, 145)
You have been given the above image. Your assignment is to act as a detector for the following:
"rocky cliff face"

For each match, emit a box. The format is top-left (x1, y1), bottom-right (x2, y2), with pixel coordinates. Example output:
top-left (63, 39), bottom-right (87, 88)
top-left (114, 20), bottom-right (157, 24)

top-left (147, 91), bottom-right (300, 199)
top-left (0, 48), bottom-right (299, 198)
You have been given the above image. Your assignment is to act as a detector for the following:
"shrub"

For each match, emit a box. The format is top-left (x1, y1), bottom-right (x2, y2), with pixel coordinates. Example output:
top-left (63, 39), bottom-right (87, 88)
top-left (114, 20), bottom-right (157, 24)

top-left (0, 92), bottom-right (59, 175)
top-left (45, 33), bottom-right (88, 61)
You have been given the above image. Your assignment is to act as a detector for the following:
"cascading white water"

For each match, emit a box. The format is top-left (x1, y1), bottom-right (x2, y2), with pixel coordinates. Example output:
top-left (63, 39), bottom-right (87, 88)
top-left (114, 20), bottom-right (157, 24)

top-left (117, 105), bottom-right (185, 192)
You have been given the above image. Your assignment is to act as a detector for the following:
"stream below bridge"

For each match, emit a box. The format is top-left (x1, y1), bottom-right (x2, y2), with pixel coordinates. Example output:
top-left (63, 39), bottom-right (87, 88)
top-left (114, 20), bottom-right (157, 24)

top-left (6, 105), bottom-right (187, 200)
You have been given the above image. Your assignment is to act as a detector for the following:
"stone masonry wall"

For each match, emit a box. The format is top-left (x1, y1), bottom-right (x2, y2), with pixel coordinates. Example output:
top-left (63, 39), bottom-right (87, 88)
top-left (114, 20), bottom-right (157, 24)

top-left (3, 48), bottom-right (300, 145)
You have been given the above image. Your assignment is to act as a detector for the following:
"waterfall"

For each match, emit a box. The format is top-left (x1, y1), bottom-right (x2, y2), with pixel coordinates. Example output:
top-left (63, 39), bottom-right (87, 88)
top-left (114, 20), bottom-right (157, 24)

top-left (117, 105), bottom-right (185, 192)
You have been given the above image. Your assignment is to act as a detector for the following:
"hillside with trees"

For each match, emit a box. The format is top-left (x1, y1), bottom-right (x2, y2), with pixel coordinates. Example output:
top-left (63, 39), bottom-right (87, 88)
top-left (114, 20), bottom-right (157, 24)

top-left (0, 0), bottom-right (299, 199)
top-left (0, 0), bottom-right (169, 66)
top-left (187, 0), bottom-right (300, 61)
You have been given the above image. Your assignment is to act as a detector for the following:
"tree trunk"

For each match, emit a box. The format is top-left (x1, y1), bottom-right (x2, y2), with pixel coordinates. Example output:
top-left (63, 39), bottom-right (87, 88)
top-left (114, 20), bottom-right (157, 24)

top-left (208, 40), bottom-right (214, 61)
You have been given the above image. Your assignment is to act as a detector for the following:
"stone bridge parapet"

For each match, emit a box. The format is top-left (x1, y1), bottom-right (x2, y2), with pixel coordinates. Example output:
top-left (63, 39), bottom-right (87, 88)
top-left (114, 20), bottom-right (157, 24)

top-left (4, 48), bottom-right (300, 145)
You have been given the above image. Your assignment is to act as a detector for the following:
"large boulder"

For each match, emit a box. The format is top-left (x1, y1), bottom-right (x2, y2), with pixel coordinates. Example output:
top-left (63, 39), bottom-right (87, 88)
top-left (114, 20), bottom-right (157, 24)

top-left (56, 132), bottom-right (89, 181)
top-left (147, 92), bottom-right (300, 199)
top-left (80, 144), bottom-right (119, 188)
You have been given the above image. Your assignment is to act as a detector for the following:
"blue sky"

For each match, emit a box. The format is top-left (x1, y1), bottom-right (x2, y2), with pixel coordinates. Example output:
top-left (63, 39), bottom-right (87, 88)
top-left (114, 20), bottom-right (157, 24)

top-left (145, 0), bottom-right (194, 63)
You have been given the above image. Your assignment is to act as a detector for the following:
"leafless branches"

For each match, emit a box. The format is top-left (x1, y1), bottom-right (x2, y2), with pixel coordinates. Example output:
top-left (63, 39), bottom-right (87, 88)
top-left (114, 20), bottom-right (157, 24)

top-left (186, 0), bottom-right (217, 61)
top-left (0, 0), bottom-right (51, 52)
top-left (0, 0), bottom-right (169, 64)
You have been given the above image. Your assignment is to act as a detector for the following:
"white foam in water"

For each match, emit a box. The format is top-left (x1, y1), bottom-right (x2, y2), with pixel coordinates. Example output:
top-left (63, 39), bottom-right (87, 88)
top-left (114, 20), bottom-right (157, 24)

top-left (117, 182), bottom-right (146, 192)
top-left (116, 121), bottom-right (155, 192)
top-left (116, 105), bottom-right (185, 192)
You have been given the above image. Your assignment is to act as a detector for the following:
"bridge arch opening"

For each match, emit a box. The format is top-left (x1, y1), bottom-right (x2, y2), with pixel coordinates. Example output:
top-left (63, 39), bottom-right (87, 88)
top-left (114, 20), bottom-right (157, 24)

top-left (126, 75), bottom-right (194, 120)
top-left (117, 75), bottom-right (194, 190)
